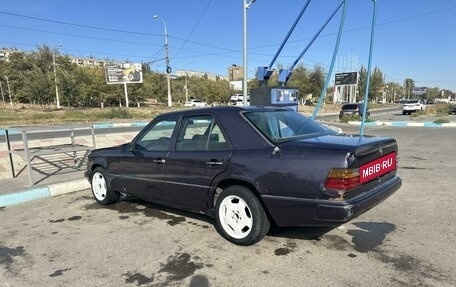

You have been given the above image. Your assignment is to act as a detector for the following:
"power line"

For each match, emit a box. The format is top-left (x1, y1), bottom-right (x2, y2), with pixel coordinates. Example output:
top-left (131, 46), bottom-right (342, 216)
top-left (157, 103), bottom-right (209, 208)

top-left (172, 0), bottom-right (213, 59)
top-left (0, 10), bottom-right (238, 53)
top-left (0, 24), bottom-right (162, 47)
top-left (250, 5), bottom-right (456, 50)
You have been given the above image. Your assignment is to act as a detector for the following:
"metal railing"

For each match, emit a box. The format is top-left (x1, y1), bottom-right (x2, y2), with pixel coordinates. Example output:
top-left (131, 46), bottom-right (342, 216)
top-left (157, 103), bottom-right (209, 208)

top-left (4, 126), bottom-right (96, 185)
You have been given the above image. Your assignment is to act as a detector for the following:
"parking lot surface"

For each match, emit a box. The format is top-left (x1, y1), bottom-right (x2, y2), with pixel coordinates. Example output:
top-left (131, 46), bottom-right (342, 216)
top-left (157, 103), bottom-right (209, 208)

top-left (1, 125), bottom-right (455, 287)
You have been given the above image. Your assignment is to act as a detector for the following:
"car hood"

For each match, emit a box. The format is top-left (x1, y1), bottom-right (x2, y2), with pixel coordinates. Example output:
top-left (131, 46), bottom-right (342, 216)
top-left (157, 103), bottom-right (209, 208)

top-left (90, 144), bottom-right (124, 155)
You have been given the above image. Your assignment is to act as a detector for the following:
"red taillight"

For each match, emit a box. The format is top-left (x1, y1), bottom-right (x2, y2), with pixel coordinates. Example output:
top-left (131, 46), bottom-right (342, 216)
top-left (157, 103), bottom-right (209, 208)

top-left (324, 168), bottom-right (361, 191)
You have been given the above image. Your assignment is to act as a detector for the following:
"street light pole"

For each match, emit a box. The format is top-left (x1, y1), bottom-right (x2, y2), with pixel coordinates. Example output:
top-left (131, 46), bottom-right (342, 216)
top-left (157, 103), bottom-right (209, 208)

top-left (0, 80), bottom-right (5, 107)
top-left (153, 15), bottom-right (172, 107)
top-left (184, 61), bottom-right (192, 102)
top-left (243, 0), bottom-right (256, 106)
top-left (52, 44), bottom-right (62, 109)
top-left (4, 76), bottom-right (13, 109)
top-left (185, 72), bottom-right (189, 102)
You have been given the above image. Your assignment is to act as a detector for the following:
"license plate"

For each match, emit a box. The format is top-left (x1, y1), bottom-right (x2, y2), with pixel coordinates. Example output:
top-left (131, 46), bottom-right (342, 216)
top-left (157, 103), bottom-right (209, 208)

top-left (360, 152), bottom-right (396, 183)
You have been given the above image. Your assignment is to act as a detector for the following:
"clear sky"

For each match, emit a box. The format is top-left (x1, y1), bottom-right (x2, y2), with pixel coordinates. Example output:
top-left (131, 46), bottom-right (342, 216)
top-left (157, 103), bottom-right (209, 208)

top-left (1, 0), bottom-right (455, 91)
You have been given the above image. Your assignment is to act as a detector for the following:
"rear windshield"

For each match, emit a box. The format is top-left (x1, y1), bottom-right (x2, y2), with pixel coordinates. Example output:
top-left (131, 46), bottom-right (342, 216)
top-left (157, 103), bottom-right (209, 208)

top-left (342, 104), bottom-right (361, 110)
top-left (243, 110), bottom-right (335, 143)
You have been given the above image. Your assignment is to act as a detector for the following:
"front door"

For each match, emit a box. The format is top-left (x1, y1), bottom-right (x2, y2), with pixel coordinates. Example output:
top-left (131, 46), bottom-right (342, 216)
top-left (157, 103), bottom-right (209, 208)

top-left (119, 118), bottom-right (177, 203)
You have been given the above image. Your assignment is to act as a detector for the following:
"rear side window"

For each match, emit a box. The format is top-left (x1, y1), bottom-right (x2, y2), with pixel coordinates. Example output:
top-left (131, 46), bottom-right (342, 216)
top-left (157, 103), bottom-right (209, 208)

top-left (176, 115), bottom-right (229, 151)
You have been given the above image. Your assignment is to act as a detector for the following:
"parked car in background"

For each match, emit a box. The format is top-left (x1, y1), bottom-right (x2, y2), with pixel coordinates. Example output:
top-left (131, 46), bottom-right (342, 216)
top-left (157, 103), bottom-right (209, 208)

top-left (230, 94), bottom-right (250, 106)
top-left (86, 106), bottom-right (401, 245)
top-left (402, 99), bottom-right (426, 115)
top-left (184, 99), bottom-right (207, 107)
top-left (339, 103), bottom-right (370, 119)
top-left (449, 104), bottom-right (456, 115)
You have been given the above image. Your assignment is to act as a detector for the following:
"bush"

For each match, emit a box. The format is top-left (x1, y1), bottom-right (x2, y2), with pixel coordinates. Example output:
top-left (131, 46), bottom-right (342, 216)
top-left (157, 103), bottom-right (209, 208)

top-left (410, 110), bottom-right (426, 117)
top-left (433, 118), bottom-right (449, 124)
top-left (106, 108), bottom-right (133, 119)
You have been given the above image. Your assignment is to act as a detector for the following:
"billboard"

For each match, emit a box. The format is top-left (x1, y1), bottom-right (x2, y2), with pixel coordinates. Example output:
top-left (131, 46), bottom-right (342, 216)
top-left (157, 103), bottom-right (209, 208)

top-left (335, 72), bottom-right (358, 85)
top-left (105, 62), bottom-right (143, 84)
top-left (412, 87), bottom-right (427, 95)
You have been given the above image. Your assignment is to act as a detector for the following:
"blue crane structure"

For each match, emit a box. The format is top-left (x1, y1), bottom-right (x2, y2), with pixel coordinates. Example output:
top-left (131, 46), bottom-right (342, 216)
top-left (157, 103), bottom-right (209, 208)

top-left (249, 0), bottom-right (378, 137)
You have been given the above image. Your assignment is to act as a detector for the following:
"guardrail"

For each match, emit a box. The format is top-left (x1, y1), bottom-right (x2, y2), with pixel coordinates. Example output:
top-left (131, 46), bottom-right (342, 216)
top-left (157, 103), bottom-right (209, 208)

top-left (4, 127), bottom-right (96, 185)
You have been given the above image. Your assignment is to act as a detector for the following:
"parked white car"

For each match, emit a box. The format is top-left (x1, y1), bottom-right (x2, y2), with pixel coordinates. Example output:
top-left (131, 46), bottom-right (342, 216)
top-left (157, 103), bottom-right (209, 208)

top-left (230, 94), bottom-right (250, 106)
top-left (184, 99), bottom-right (207, 107)
top-left (402, 99), bottom-right (426, 115)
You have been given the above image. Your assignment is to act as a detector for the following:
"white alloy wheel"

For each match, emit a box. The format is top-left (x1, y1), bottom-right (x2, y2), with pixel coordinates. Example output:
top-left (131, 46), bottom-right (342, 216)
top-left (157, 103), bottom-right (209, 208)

top-left (218, 195), bottom-right (253, 239)
top-left (92, 171), bottom-right (107, 201)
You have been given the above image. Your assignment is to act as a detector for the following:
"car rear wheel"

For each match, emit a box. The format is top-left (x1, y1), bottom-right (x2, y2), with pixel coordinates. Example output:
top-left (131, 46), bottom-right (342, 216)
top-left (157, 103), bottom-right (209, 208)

top-left (91, 167), bottom-right (119, 205)
top-left (214, 185), bottom-right (270, 245)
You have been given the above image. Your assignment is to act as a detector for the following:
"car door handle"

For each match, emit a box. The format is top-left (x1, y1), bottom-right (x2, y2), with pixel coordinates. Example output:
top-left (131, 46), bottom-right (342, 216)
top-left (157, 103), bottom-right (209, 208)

top-left (153, 159), bottom-right (166, 164)
top-left (206, 160), bottom-right (223, 166)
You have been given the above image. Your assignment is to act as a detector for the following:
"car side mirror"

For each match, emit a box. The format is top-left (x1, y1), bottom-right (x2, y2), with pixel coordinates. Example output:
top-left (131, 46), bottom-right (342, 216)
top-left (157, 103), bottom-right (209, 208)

top-left (126, 142), bottom-right (137, 152)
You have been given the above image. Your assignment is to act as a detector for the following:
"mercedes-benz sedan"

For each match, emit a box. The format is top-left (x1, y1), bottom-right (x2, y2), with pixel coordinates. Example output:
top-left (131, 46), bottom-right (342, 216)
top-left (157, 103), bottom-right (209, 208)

top-left (85, 106), bottom-right (401, 245)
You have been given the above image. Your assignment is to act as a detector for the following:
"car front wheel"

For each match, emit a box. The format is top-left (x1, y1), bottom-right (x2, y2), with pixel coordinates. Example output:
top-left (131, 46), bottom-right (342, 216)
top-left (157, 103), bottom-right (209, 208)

top-left (91, 167), bottom-right (120, 205)
top-left (214, 185), bottom-right (270, 245)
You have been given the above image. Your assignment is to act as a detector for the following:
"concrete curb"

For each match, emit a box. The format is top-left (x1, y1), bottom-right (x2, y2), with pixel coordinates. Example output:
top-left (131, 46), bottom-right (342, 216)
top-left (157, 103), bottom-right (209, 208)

top-left (92, 121), bottom-right (148, 129)
top-left (0, 178), bottom-right (90, 207)
top-left (348, 121), bottom-right (456, 127)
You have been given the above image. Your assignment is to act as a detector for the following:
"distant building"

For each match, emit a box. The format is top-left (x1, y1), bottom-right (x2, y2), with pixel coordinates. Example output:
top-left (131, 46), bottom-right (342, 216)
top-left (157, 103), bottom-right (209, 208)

top-left (69, 56), bottom-right (106, 68)
top-left (175, 70), bottom-right (226, 81)
top-left (229, 81), bottom-right (243, 91)
top-left (228, 64), bottom-right (244, 81)
top-left (0, 48), bottom-right (24, 61)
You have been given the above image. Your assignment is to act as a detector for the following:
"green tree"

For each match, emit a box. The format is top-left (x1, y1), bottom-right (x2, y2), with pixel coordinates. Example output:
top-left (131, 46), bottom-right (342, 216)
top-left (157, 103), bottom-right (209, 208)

top-left (358, 66), bottom-right (385, 102)
top-left (404, 78), bottom-right (415, 99)
top-left (308, 65), bottom-right (325, 101)
top-left (370, 68), bottom-right (384, 102)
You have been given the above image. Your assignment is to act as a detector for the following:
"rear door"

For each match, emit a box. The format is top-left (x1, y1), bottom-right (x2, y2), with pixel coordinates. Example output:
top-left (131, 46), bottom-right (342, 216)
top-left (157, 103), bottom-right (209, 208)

top-left (166, 115), bottom-right (232, 209)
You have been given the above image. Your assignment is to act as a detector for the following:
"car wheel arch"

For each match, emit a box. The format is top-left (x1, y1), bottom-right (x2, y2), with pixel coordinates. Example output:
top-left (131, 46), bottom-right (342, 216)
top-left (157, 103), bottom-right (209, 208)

top-left (210, 179), bottom-right (275, 224)
top-left (90, 166), bottom-right (120, 205)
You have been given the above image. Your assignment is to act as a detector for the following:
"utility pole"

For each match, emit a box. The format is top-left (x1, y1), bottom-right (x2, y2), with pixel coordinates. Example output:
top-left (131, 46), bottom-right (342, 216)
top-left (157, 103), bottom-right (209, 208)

top-left (0, 80), bottom-right (5, 107)
top-left (243, 0), bottom-right (256, 106)
top-left (154, 15), bottom-right (172, 107)
top-left (53, 44), bottom-right (63, 109)
top-left (4, 76), bottom-right (13, 109)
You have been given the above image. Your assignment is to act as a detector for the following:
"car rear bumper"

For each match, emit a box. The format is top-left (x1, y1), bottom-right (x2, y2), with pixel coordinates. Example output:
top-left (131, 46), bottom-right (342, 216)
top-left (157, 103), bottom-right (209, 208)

top-left (261, 175), bottom-right (401, 226)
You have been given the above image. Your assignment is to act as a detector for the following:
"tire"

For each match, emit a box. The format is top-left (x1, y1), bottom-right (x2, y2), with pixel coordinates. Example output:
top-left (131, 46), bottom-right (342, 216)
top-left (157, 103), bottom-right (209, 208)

top-left (402, 111), bottom-right (406, 115)
top-left (214, 185), bottom-right (270, 246)
top-left (90, 167), bottom-right (120, 205)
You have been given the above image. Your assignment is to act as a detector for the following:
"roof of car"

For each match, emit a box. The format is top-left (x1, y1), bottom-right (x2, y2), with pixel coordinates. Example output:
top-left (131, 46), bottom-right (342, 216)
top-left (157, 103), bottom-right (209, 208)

top-left (154, 105), bottom-right (294, 119)
top-left (341, 103), bottom-right (365, 109)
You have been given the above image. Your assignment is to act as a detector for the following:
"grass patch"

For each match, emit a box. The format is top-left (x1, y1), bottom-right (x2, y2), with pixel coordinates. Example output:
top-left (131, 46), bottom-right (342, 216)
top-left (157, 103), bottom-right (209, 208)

top-left (106, 108), bottom-right (133, 119)
top-left (433, 118), bottom-right (449, 124)
top-left (423, 103), bottom-right (452, 115)
top-left (339, 115), bottom-right (374, 123)
top-left (0, 104), bottom-right (177, 126)
top-left (410, 110), bottom-right (426, 117)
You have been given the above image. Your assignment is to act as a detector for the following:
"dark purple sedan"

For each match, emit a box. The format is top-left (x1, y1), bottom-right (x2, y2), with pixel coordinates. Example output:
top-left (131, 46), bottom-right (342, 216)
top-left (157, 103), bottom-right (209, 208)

top-left (85, 106), bottom-right (401, 245)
